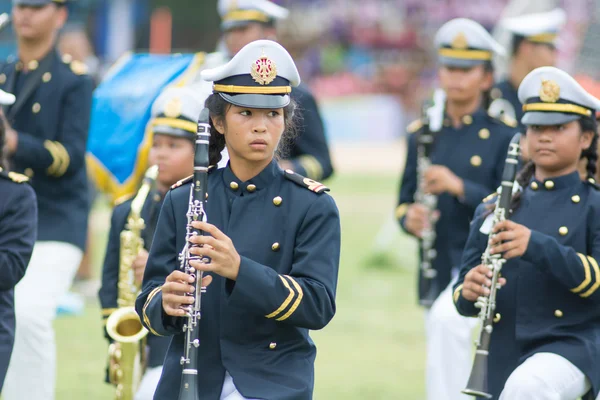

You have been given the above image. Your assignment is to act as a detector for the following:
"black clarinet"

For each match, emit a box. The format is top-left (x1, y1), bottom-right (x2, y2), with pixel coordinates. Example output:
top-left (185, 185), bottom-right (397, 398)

top-left (462, 132), bottom-right (521, 398)
top-left (416, 89), bottom-right (445, 307)
top-left (177, 108), bottom-right (211, 400)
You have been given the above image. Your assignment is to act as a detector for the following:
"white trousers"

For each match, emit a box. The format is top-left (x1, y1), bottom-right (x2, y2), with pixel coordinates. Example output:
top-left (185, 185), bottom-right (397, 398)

top-left (2, 242), bottom-right (82, 400)
top-left (134, 366), bottom-right (163, 400)
top-left (220, 371), bottom-right (260, 400)
top-left (500, 353), bottom-right (591, 400)
top-left (425, 280), bottom-right (478, 400)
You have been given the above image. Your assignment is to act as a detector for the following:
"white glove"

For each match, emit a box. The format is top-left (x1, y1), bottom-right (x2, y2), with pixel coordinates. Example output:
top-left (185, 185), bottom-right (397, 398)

top-left (0, 89), bottom-right (15, 106)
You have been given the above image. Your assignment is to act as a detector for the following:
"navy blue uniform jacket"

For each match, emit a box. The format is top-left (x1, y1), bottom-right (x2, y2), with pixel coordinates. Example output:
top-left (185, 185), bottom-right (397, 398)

top-left (0, 49), bottom-right (94, 250)
top-left (135, 160), bottom-right (341, 400)
top-left (287, 84), bottom-right (334, 181)
top-left (454, 172), bottom-right (600, 399)
top-left (397, 107), bottom-right (518, 299)
top-left (0, 169), bottom-right (37, 391)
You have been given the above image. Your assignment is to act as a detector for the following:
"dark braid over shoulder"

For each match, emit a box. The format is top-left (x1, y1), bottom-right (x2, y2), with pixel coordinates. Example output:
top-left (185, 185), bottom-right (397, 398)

top-left (509, 161), bottom-right (536, 212)
top-left (580, 117), bottom-right (598, 182)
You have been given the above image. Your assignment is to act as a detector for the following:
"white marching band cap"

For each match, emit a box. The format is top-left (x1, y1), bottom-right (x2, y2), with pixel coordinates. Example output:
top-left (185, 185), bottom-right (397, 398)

top-left (149, 86), bottom-right (206, 140)
top-left (518, 66), bottom-right (600, 126)
top-left (0, 89), bottom-right (15, 106)
top-left (218, 0), bottom-right (289, 31)
top-left (500, 8), bottom-right (566, 46)
top-left (201, 39), bottom-right (300, 109)
top-left (434, 18), bottom-right (506, 68)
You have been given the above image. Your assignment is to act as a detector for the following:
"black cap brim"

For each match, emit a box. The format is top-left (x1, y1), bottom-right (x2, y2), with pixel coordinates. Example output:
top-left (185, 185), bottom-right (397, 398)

top-left (521, 112), bottom-right (581, 126)
top-left (219, 93), bottom-right (290, 109)
top-left (152, 125), bottom-right (195, 141)
top-left (438, 56), bottom-right (487, 68)
top-left (13, 0), bottom-right (63, 5)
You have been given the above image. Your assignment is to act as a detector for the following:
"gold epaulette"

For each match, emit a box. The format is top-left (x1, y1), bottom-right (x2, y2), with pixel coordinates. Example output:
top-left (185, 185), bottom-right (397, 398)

top-left (406, 118), bottom-right (424, 134)
top-left (283, 169), bottom-right (329, 194)
top-left (0, 168), bottom-right (29, 184)
top-left (171, 175), bottom-right (193, 189)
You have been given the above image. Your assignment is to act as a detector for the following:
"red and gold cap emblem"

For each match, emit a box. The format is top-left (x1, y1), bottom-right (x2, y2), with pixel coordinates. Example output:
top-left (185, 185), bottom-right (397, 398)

top-left (251, 51), bottom-right (277, 85)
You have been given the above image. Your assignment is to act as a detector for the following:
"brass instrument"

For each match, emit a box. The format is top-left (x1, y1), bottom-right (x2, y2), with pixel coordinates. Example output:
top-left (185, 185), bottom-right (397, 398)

top-left (106, 165), bottom-right (159, 400)
top-left (416, 89), bottom-right (445, 307)
top-left (462, 133), bottom-right (521, 398)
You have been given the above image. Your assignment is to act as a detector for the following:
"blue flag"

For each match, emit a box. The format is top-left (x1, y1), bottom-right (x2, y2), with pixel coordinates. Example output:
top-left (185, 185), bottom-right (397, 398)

top-left (86, 52), bottom-right (204, 203)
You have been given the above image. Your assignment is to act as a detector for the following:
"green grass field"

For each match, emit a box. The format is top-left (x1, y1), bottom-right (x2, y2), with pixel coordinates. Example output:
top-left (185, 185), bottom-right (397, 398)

top-left (54, 172), bottom-right (425, 399)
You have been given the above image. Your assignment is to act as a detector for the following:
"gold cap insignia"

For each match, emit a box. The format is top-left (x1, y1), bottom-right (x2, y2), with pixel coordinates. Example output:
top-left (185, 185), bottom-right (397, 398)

top-left (251, 50), bottom-right (277, 85)
top-left (164, 97), bottom-right (183, 118)
top-left (539, 79), bottom-right (560, 103)
top-left (451, 32), bottom-right (469, 50)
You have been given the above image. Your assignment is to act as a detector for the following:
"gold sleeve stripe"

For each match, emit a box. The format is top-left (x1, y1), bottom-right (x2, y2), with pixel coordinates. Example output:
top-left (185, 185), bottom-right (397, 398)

top-left (453, 284), bottom-right (463, 303)
top-left (142, 286), bottom-right (164, 337)
top-left (102, 308), bottom-right (118, 317)
top-left (52, 141), bottom-right (70, 177)
top-left (43, 140), bottom-right (62, 175)
top-left (298, 155), bottom-right (324, 181)
top-left (581, 256), bottom-right (600, 298)
top-left (265, 275), bottom-right (296, 319)
top-left (276, 276), bottom-right (304, 321)
top-left (395, 203), bottom-right (409, 220)
top-left (571, 253), bottom-right (592, 294)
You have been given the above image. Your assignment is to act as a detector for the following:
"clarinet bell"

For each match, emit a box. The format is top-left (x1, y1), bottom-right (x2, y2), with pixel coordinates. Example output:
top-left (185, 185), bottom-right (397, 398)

top-left (462, 351), bottom-right (492, 399)
top-left (418, 275), bottom-right (440, 308)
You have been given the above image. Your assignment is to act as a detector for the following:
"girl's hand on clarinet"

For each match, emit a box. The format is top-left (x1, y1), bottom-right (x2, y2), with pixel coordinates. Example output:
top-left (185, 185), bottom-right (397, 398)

top-left (162, 271), bottom-right (213, 317)
top-left (462, 264), bottom-right (507, 302)
top-left (405, 204), bottom-right (437, 238)
top-left (489, 220), bottom-right (531, 259)
top-left (188, 221), bottom-right (242, 281)
top-left (424, 165), bottom-right (464, 197)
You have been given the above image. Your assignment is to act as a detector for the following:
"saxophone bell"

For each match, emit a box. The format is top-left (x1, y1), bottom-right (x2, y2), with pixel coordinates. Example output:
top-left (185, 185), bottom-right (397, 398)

top-left (106, 165), bottom-right (158, 400)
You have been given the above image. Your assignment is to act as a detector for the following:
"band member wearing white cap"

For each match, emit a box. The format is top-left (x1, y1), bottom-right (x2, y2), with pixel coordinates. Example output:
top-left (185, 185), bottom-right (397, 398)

top-left (396, 18), bottom-right (518, 400)
top-left (455, 66), bottom-right (600, 399)
top-left (215, 0), bottom-right (334, 182)
top-left (136, 39), bottom-right (340, 400)
top-left (491, 8), bottom-right (566, 130)
top-left (99, 86), bottom-right (204, 400)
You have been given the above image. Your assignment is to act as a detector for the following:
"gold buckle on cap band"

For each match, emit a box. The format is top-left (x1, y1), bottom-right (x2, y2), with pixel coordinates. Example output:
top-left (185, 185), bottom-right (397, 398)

top-left (527, 33), bottom-right (558, 44)
top-left (151, 118), bottom-right (197, 133)
top-left (438, 48), bottom-right (492, 61)
top-left (522, 103), bottom-right (592, 117)
top-left (213, 84), bottom-right (292, 94)
top-left (223, 10), bottom-right (270, 23)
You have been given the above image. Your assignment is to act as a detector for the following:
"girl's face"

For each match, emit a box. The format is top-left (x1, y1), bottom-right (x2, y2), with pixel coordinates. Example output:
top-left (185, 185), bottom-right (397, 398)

top-left (213, 104), bottom-right (285, 166)
top-left (438, 64), bottom-right (492, 104)
top-left (526, 120), bottom-right (593, 176)
top-left (150, 134), bottom-right (195, 187)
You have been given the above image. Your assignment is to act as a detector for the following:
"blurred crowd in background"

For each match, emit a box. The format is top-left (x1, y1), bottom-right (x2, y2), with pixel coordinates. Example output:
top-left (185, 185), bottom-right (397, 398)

top-left (1, 0), bottom-right (598, 138)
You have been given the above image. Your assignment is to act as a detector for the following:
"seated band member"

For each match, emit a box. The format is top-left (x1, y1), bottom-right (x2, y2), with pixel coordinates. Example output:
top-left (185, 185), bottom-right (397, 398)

top-left (99, 86), bottom-right (202, 399)
top-left (454, 66), bottom-right (600, 400)
top-left (135, 39), bottom-right (341, 400)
